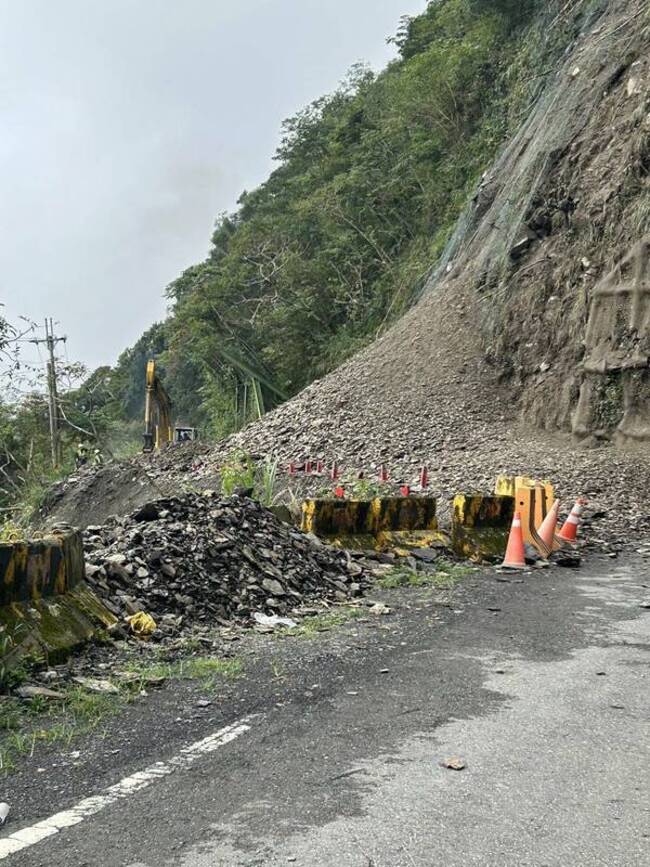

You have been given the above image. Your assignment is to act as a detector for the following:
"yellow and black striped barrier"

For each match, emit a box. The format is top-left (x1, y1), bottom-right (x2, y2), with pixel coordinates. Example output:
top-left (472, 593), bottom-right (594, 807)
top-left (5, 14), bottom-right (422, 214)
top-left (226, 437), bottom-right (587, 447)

top-left (451, 494), bottom-right (515, 562)
top-left (301, 496), bottom-right (445, 551)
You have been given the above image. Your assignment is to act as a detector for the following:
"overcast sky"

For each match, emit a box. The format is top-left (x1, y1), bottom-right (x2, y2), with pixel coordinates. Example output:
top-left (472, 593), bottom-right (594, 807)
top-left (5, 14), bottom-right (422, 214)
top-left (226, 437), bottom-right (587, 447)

top-left (0, 0), bottom-right (425, 372)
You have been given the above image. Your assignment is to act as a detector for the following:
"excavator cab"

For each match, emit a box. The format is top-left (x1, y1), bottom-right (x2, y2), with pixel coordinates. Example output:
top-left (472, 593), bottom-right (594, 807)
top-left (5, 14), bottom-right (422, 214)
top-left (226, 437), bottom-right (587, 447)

top-left (143, 360), bottom-right (173, 452)
top-left (173, 425), bottom-right (198, 443)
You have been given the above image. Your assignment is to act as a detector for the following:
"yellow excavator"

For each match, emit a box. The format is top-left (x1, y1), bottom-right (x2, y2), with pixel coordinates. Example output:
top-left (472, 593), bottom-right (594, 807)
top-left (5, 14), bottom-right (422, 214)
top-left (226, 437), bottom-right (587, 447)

top-left (143, 360), bottom-right (199, 452)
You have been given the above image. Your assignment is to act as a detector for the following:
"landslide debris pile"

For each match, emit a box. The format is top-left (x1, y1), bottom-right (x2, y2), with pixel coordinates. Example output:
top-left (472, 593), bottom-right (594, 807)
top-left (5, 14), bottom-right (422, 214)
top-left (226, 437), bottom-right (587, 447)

top-left (83, 493), bottom-right (367, 637)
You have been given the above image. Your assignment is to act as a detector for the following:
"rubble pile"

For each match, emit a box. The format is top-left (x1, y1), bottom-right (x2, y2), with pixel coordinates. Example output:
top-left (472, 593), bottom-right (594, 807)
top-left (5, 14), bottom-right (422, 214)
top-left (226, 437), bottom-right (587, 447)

top-left (83, 493), bottom-right (367, 636)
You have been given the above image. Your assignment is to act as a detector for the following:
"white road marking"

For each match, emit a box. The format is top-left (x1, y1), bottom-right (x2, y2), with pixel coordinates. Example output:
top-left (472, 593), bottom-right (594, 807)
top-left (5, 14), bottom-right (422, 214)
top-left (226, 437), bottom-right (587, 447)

top-left (0, 718), bottom-right (253, 860)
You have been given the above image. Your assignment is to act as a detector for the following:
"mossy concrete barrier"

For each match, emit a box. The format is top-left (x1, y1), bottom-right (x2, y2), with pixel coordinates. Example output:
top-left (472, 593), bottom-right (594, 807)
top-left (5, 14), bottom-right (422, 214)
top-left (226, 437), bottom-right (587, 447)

top-left (451, 495), bottom-right (515, 562)
top-left (301, 497), bottom-right (444, 551)
top-left (0, 530), bottom-right (116, 667)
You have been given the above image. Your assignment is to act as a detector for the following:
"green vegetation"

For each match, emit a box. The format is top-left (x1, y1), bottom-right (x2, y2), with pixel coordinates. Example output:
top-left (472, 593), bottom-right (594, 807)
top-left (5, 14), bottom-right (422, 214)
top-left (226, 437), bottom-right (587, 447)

top-left (0, 654), bottom-right (243, 775)
top-left (376, 559), bottom-right (473, 589)
top-left (0, 687), bottom-right (124, 774)
top-left (124, 655), bottom-right (243, 687)
top-left (277, 606), bottom-right (363, 638)
top-left (219, 451), bottom-right (281, 506)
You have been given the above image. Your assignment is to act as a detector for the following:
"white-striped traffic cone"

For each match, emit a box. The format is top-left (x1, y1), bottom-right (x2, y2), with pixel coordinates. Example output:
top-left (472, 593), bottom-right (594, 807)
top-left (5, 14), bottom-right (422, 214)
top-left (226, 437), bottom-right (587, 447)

top-left (558, 498), bottom-right (587, 543)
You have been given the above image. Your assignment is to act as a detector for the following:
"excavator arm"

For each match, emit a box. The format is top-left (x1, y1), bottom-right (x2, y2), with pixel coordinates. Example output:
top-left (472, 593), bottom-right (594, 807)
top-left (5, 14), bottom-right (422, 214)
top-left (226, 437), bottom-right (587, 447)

top-left (143, 360), bottom-right (173, 452)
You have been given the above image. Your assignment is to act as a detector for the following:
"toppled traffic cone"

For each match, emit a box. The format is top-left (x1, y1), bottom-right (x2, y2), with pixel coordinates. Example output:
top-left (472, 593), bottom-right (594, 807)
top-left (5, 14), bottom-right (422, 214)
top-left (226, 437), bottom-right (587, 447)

top-left (501, 512), bottom-right (526, 569)
top-left (558, 498), bottom-right (586, 543)
top-left (537, 499), bottom-right (560, 558)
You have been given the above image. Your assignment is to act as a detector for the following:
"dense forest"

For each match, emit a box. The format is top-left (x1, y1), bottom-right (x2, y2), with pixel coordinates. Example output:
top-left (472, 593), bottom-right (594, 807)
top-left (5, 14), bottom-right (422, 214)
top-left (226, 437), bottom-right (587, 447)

top-left (1, 0), bottom-right (573, 518)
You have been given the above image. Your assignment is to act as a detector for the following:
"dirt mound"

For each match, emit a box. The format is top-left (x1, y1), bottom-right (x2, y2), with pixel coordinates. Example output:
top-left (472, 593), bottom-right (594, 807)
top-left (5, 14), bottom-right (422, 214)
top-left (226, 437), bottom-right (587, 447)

top-left (82, 493), bottom-right (367, 638)
top-left (42, 1), bottom-right (650, 544)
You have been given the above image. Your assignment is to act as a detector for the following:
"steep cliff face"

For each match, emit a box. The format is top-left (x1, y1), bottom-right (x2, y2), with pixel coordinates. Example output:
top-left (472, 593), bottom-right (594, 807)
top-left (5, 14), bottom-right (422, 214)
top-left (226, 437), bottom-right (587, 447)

top-left (435, 0), bottom-right (649, 442)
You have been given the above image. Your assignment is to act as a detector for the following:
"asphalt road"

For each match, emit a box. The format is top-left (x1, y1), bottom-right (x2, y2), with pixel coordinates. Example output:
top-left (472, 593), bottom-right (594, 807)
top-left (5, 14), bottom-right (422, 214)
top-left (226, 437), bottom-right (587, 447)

top-left (2, 554), bottom-right (649, 866)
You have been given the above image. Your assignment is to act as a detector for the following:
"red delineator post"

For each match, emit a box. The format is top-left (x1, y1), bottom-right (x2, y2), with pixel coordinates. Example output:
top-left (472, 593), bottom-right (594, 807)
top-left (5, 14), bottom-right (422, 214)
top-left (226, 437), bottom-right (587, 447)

top-left (330, 462), bottom-right (339, 481)
top-left (288, 462), bottom-right (296, 476)
top-left (419, 466), bottom-right (429, 488)
top-left (305, 459), bottom-right (312, 475)
top-left (379, 464), bottom-right (388, 482)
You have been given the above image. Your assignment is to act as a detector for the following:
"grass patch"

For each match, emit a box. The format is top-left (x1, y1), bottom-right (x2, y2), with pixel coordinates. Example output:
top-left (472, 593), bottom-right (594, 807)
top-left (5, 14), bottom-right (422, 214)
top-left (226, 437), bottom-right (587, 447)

top-left (376, 559), bottom-right (473, 590)
top-left (0, 688), bottom-right (124, 774)
top-left (0, 653), bottom-right (243, 775)
top-left (124, 655), bottom-right (243, 688)
top-left (277, 606), bottom-right (363, 639)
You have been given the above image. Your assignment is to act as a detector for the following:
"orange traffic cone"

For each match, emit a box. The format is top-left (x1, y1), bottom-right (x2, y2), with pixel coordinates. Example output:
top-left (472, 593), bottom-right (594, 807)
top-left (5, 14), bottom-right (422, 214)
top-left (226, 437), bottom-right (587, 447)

top-left (537, 499), bottom-right (560, 557)
top-left (558, 498), bottom-right (586, 542)
top-left (501, 512), bottom-right (526, 569)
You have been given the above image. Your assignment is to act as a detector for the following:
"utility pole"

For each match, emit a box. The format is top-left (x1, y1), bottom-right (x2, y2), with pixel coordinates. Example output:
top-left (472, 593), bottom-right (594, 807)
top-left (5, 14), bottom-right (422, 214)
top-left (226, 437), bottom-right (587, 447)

top-left (30, 319), bottom-right (66, 468)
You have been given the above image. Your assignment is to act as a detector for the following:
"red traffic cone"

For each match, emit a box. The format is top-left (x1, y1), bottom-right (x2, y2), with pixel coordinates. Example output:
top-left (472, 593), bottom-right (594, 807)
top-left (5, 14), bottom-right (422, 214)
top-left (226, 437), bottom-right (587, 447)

top-left (501, 512), bottom-right (526, 569)
top-left (399, 484), bottom-right (411, 497)
top-left (558, 498), bottom-right (586, 542)
top-left (537, 499), bottom-right (560, 557)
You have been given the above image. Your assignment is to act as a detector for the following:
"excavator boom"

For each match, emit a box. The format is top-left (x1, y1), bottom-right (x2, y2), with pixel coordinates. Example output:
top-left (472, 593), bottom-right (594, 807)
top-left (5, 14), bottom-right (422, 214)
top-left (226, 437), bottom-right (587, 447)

top-left (143, 359), bottom-right (173, 451)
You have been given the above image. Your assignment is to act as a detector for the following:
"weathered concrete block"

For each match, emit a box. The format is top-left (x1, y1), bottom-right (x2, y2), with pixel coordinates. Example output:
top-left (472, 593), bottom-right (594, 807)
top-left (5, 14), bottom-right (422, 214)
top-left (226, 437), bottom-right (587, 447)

top-left (451, 494), bottom-right (515, 563)
top-left (0, 530), bottom-right (85, 607)
top-left (0, 529), bottom-right (116, 668)
top-left (302, 499), bottom-right (374, 537)
top-left (301, 496), bottom-right (439, 551)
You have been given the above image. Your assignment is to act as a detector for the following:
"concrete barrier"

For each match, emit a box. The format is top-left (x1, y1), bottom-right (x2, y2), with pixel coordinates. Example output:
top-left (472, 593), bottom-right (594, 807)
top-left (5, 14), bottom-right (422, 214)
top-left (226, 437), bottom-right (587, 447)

top-left (0, 529), bottom-right (116, 667)
top-left (451, 494), bottom-right (515, 562)
top-left (301, 496), bottom-right (444, 551)
top-left (0, 530), bottom-right (85, 607)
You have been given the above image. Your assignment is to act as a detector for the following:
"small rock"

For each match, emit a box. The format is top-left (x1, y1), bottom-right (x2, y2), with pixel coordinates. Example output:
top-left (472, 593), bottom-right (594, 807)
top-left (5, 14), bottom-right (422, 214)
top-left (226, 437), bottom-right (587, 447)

top-left (15, 685), bottom-right (65, 701)
top-left (262, 578), bottom-right (286, 597)
top-left (72, 677), bottom-right (120, 694)
top-left (369, 602), bottom-right (392, 616)
top-left (441, 757), bottom-right (466, 771)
